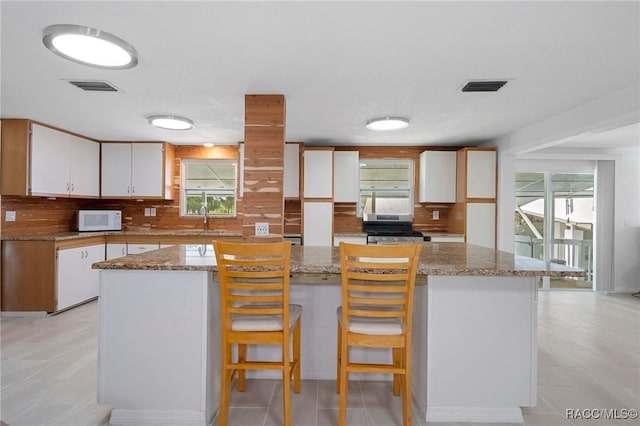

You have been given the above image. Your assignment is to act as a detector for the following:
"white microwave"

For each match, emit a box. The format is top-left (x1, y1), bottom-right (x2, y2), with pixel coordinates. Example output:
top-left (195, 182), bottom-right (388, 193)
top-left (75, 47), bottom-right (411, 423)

top-left (78, 210), bottom-right (122, 232)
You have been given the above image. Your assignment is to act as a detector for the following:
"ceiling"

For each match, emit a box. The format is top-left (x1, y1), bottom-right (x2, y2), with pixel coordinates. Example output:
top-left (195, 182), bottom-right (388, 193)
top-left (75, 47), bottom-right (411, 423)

top-left (1, 1), bottom-right (639, 148)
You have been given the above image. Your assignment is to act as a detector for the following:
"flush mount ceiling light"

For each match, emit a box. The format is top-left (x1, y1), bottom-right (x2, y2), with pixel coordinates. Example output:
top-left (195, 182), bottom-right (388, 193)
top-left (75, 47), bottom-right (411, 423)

top-left (43, 24), bottom-right (138, 69)
top-left (203, 143), bottom-right (214, 147)
top-left (148, 115), bottom-right (194, 130)
top-left (366, 116), bottom-right (410, 131)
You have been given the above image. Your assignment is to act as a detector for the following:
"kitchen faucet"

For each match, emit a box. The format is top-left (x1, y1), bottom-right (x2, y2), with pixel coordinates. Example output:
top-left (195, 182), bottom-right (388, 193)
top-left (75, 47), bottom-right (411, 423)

top-left (199, 203), bottom-right (209, 231)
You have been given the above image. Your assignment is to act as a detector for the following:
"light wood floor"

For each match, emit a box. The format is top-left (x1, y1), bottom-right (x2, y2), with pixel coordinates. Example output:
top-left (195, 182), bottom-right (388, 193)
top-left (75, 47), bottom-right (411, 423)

top-left (1, 292), bottom-right (638, 426)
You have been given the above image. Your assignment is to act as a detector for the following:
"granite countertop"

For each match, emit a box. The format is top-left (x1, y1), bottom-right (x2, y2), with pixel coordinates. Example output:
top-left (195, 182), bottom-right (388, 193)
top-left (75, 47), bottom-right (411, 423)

top-left (92, 243), bottom-right (585, 278)
top-left (1, 230), bottom-right (243, 241)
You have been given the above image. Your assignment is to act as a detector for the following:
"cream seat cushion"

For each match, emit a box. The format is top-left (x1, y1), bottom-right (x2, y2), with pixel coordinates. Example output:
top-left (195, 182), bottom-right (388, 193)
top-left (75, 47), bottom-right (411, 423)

top-left (231, 304), bottom-right (302, 332)
top-left (337, 306), bottom-right (403, 336)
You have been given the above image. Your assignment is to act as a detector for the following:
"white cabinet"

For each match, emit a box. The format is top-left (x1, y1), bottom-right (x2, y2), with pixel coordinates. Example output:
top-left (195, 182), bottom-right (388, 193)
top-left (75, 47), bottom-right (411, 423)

top-left (57, 243), bottom-right (105, 311)
top-left (333, 151), bottom-right (359, 202)
top-left (466, 203), bottom-right (496, 249)
top-left (303, 149), bottom-right (333, 198)
top-left (419, 151), bottom-right (456, 203)
top-left (303, 202), bottom-right (333, 246)
top-left (127, 243), bottom-right (160, 255)
top-left (333, 235), bottom-right (366, 246)
top-left (101, 142), bottom-right (173, 199)
top-left (30, 123), bottom-right (100, 198)
top-left (465, 150), bottom-right (496, 199)
top-left (429, 235), bottom-right (465, 243)
top-left (106, 243), bottom-right (127, 260)
top-left (284, 143), bottom-right (300, 198)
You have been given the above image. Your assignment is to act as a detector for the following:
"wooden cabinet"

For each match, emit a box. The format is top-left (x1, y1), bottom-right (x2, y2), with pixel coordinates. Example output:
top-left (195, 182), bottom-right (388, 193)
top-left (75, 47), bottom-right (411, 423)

top-left (1, 237), bottom-right (105, 313)
top-left (101, 142), bottom-right (175, 199)
top-left (450, 148), bottom-right (497, 249)
top-left (284, 143), bottom-right (300, 198)
top-left (303, 148), bottom-right (333, 198)
top-left (419, 151), bottom-right (456, 203)
top-left (1, 119), bottom-right (100, 198)
top-left (333, 151), bottom-right (359, 202)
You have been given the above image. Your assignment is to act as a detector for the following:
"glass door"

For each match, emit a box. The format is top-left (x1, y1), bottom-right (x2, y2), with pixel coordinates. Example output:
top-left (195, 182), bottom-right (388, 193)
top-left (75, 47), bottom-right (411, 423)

top-left (515, 172), bottom-right (594, 290)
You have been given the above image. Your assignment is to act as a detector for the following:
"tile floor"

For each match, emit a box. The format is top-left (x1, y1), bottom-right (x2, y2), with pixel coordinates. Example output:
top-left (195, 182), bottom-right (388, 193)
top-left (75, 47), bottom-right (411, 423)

top-left (1, 292), bottom-right (638, 426)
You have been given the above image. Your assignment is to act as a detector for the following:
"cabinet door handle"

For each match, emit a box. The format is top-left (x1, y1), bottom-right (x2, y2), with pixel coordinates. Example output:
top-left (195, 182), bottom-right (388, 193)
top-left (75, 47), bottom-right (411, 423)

top-left (132, 186), bottom-right (135, 194)
top-left (127, 186), bottom-right (130, 193)
top-left (71, 183), bottom-right (75, 192)
top-left (66, 182), bottom-right (70, 191)
top-left (80, 251), bottom-right (85, 259)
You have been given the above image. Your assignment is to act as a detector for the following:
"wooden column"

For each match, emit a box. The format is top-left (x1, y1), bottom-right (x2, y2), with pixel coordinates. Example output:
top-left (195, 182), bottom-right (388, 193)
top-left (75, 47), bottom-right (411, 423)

top-left (242, 95), bottom-right (286, 240)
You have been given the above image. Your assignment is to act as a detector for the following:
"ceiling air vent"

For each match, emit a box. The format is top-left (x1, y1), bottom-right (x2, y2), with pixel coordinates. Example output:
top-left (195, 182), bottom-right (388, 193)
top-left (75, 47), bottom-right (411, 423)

top-left (67, 80), bottom-right (119, 92)
top-left (461, 80), bottom-right (508, 92)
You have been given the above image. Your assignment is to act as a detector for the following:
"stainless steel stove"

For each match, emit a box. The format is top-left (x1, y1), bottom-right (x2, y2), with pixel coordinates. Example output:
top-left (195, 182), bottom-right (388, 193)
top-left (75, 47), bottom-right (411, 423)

top-left (363, 214), bottom-right (427, 245)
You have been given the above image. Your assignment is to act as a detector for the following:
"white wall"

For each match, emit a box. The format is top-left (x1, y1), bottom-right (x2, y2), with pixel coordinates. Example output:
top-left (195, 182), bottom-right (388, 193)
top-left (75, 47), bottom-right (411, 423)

top-left (611, 147), bottom-right (640, 292)
top-left (488, 85), bottom-right (640, 292)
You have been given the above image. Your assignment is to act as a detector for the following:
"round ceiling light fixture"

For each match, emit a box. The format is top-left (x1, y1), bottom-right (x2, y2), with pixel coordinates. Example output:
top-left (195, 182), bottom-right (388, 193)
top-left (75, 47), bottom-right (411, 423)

top-left (366, 116), bottom-right (410, 131)
top-left (43, 24), bottom-right (138, 69)
top-left (148, 115), bottom-right (194, 130)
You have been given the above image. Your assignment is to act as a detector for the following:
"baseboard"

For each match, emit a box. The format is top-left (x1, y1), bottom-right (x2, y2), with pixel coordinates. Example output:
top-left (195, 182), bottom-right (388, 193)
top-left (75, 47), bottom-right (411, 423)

top-left (606, 287), bottom-right (640, 294)
top-left (0, 311), bottom-right (47, 317)
top-left (427, 406), bottom-right (524, 423)
top-left (109, 409), bottom-right (207, 426)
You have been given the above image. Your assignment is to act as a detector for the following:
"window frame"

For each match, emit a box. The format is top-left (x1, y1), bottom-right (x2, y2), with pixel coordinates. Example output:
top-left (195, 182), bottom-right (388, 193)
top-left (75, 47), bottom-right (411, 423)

top-left (357, 158), bottom-right (414, 217)
top-left (181, 158), bottom-right (238, 218)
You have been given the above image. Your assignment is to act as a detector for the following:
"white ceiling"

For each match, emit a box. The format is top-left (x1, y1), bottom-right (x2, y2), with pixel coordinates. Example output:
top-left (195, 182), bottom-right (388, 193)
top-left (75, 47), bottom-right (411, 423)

top-left (1, 1), bottom-right (639, 148)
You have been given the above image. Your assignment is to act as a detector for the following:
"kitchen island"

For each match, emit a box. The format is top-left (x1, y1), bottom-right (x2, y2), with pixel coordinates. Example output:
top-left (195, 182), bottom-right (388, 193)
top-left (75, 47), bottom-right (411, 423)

top-left (93, 243), bottom-right (583, 426)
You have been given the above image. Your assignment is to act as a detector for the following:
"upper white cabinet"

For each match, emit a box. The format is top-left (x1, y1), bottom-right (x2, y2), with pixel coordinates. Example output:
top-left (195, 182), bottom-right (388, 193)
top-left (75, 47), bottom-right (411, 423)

top-left (0, 120), bottom-right (99, 198)
top-left (284, 143), bottom-right (300, 198)
top-left (419, 151), bottom-right (456, 203)
top-left (333, 151), bottom-right (359, 203)
top-left (459, 148), bottom-right (496, 199)
top-left (303, 149), bottom-right (333, 198)
top-left (102, 142), bottom-right (174, 199)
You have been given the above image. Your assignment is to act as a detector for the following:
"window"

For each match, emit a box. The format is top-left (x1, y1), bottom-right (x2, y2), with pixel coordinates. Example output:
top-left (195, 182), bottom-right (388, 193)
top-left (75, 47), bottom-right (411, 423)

top-left (359, 159), bottom-right (413, 216)
top-left (182, 159), bottom-right (237, 217)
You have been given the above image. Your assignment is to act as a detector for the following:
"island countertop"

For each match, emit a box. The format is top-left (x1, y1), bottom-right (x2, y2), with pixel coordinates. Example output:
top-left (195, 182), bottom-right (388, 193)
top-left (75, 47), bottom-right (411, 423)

top-left (92, 243), bottom-right (585, 277)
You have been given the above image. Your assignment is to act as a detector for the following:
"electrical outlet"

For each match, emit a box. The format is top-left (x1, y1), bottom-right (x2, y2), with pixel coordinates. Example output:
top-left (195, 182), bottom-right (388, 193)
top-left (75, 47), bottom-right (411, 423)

top-left (144, 208), bottom-right (151, 217)
top-left (255, 222), bottom-right (269, 236)
top-left (150, 208), bottom-right (157, 216)
top-left (432, 210), bottom-right (440, 220)
top-left (5, 211), bottom-right (16, 222)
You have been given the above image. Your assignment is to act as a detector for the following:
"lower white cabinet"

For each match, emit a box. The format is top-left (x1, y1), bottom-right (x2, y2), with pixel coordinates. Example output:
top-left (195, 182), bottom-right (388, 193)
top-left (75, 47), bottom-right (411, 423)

top-left (303, 202), bottom-right (333, 246)
top-left (127, 243), bottom-right (160, 254)
top-left (57, 244), bottom-right (105, 311)
top-left (333, 236), bottom-right (367, 246)
top-left (106, 243), bottom-right (127, 260)
top-left (430, 235), bottom-right (465, 243)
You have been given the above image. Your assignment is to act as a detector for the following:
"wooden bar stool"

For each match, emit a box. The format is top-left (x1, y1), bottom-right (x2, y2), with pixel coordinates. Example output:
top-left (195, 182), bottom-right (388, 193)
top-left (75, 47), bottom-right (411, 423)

top-left (336, 242), bottom-right (422, 426)
top-left (213, 240), bottom-right (301, 426)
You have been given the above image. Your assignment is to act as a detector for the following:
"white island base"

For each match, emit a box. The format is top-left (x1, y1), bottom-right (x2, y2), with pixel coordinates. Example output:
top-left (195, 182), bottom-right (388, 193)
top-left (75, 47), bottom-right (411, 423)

top-left (98, 269), bottom-right (537, 425)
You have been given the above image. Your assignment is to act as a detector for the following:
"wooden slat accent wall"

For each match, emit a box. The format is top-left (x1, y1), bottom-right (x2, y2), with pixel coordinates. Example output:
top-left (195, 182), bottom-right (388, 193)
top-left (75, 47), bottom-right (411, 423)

top-left (284, 199), bottom-right (301, 236)
top-left (242, 95), bottom-right (286, 239)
